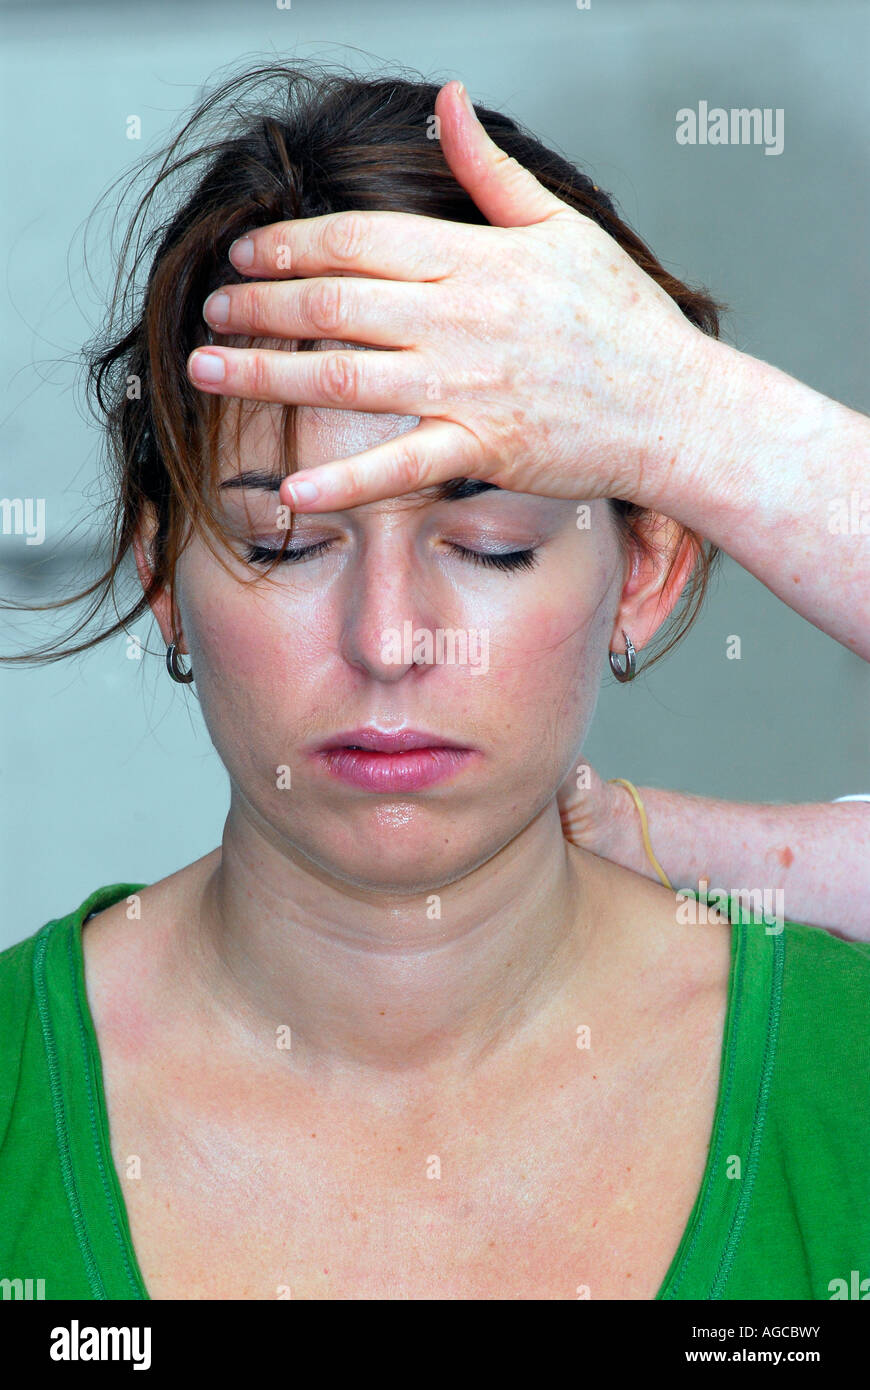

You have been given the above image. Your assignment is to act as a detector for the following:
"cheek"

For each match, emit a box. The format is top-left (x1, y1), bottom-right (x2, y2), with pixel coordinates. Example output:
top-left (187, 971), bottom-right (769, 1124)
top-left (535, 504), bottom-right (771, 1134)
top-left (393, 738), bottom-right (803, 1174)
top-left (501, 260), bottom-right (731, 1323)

top-left (486, 578), bottom-right (612, 689)
top-left (179, 565), bottom-right (334, 747)
top-left (479, 596), bottom-right (610, 768)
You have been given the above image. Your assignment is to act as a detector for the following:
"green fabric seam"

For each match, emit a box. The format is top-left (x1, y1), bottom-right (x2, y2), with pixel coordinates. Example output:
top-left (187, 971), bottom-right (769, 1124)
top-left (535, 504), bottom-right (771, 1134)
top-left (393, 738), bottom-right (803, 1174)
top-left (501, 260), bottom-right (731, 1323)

top-left (67, 920), bottom-right (146, 1299)
top-left (662, 910), bottom-right (746, 1298)
top-left (710, 923), bottom-right (785, 1297)
top-left (32, 923), bottom-right (107, 1300)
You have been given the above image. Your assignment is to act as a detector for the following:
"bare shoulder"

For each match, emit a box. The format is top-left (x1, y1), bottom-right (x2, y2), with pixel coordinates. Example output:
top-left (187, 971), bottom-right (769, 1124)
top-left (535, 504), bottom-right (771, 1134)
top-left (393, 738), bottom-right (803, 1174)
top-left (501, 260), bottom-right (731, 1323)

top-left (80, 850), bottom-right (219, 1059)
top-left (568, 844), bottom-right (734, 1006)
top-left (83, 849), bottom-right (218, 952)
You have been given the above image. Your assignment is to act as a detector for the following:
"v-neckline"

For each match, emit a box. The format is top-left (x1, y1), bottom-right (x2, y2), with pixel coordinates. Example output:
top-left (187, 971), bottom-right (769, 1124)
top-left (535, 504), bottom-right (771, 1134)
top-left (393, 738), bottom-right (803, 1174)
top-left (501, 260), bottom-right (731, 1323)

top-left (36, 880), bottom-right (780, 1300)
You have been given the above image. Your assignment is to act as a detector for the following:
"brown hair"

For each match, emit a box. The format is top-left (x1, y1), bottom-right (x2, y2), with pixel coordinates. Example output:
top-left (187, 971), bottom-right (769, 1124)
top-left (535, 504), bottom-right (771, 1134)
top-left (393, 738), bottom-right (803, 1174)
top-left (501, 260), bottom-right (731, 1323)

top-left (1, 59), bottom-right (725, 671)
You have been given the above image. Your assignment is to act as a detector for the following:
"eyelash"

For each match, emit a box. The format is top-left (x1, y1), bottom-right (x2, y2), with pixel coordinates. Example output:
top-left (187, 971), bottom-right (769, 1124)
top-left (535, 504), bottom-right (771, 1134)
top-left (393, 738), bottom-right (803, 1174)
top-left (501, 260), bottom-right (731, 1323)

top-left (448, 543), bottom-right (539, 573)
top-left (243, 540), bottom-right (540, 573)
top-left (244, 540), bottom-right (332, 566)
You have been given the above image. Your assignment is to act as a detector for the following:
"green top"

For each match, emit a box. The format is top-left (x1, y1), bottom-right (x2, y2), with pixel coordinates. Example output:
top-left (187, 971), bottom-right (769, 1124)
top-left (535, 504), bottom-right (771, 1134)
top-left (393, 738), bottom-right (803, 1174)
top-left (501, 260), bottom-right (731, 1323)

top-left (1, 881), bottom-right (868, 1300)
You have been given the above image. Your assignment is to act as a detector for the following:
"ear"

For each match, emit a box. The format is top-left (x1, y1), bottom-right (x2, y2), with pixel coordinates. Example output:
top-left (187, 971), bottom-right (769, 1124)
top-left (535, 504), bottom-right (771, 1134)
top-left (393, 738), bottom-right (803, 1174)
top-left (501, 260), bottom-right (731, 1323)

top-left (131, 504), bottom-right (187, 653)
top-left (609, 514), bottom-right (699, 658)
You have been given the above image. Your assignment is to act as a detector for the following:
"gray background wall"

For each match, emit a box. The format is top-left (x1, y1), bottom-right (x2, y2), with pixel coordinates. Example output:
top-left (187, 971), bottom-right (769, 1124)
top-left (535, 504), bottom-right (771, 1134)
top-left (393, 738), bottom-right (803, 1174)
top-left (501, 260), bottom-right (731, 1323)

top-left (1, 0), bottom-right (868, 948)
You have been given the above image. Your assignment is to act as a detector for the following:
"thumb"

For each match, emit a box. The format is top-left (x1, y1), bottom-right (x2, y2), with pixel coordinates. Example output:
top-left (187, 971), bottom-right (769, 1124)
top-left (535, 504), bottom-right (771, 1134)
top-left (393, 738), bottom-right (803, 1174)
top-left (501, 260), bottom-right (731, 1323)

top-left (434, 79), bottom-right (573, 229)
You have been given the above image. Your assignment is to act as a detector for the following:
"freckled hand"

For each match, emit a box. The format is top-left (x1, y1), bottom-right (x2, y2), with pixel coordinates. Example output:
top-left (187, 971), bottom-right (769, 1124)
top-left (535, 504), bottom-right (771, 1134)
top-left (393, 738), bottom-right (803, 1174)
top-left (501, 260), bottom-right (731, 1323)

top-left (187, 78), bottom-right (700, 518)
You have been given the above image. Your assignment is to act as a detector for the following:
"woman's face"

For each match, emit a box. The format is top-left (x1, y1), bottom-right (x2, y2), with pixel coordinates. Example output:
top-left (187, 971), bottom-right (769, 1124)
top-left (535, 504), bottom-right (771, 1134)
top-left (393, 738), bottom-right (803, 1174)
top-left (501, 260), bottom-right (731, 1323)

top-left (167, 386), bottom-right (628, 893)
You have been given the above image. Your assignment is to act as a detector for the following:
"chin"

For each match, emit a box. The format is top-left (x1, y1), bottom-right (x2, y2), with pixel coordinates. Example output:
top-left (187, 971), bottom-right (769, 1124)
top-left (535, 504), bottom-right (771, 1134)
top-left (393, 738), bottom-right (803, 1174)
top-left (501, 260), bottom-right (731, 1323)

top-left (283, 801), bottom-right (518, 896)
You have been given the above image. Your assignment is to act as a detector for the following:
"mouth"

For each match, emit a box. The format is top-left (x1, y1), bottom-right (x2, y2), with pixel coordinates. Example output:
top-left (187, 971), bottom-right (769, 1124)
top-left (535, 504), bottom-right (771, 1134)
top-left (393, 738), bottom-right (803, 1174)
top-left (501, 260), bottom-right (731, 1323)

top-left (310, 726), bottom-right (478, 792)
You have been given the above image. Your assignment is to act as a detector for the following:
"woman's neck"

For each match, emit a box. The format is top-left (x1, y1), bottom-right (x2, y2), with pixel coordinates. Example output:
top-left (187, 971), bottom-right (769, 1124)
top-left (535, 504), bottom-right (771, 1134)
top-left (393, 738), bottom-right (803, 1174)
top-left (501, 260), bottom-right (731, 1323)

top-left (179, 793), bottom-right (606, 1085)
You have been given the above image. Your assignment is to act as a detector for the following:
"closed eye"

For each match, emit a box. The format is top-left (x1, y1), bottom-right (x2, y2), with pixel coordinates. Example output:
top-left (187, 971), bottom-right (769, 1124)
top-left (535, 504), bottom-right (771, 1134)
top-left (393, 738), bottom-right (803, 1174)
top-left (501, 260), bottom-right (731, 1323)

top-left (243, 539), bottom-right (540, 573)
top-left (244, 539), bottom-right (332, 565)
top-left (445, 543), bottom-right (540, 573)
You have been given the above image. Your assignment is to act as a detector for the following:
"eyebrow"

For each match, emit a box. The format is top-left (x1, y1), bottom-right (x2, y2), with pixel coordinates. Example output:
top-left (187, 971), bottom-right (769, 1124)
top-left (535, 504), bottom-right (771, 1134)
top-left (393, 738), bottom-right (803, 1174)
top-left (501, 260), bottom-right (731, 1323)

top-left (218, 472), bottom-right (502, 501)
top-left (219, 470), bottom-right (283, 493)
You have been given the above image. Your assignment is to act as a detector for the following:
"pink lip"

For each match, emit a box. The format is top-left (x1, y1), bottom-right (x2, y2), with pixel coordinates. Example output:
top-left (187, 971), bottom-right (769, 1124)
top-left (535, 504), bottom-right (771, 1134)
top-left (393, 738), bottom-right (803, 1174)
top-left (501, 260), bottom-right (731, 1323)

top-left (310, 727), bottom-right (477, 791)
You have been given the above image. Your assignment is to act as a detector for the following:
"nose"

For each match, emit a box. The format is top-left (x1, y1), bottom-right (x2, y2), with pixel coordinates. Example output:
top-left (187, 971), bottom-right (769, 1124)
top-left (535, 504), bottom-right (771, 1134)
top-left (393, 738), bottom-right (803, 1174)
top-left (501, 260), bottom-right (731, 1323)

top-left (338, 534), bottom-right (444, 683)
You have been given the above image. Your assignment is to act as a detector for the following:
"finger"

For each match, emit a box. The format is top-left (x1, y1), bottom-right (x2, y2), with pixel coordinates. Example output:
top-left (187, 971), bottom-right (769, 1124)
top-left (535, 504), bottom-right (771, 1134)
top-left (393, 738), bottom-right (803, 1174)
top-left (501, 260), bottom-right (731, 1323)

top-left (187, 343), bottom-right (436, 414)
top-left (227, 207), bottom-right (483, 282)
top-left (555, 765), bottom-right (603, 847)
top-left (277, 418), bottom-right (489, 512)
top-left (435, 79), bottom-right (575, 229)
top-left (203, 275), bottom-right (436, 349)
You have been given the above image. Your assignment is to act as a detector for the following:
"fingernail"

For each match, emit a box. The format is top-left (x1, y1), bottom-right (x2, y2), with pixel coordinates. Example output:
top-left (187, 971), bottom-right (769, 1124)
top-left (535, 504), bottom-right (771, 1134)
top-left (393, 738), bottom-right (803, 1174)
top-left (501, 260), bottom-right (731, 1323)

top-left (203, 292), bottom-right (230, 325)
top-left (456, 81), bottom-right (474, 116)
top-left (287, 478), bottom-right (320, 505)
top-left (190, 351), bottom-right (226, 383)
top-left (229, 235), bottom-right (254, 268)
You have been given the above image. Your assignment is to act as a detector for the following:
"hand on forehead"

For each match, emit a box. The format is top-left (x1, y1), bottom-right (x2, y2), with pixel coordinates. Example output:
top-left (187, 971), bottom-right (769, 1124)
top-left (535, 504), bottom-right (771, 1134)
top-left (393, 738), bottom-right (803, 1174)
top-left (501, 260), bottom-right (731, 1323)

top-left (218, 336), bottom-right (419, 479)
top-left (296, 342), bottom-right (418, 467)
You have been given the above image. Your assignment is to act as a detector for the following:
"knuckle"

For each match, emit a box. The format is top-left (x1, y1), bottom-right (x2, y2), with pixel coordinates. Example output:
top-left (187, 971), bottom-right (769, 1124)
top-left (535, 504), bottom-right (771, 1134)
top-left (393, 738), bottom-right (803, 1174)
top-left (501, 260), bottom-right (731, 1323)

top-left (247, 349), bottom-right (271, 398)
top-left (492, 149), bottom-right (520, 176)
top-left (239, 284), bottom-right (271, 338)
top-left (302, 278), bottom-right (345, 336)
top-left (494, 154), bottom-right (539, 198)
top-left (322, 211), bottom-right (367, 263)
top-left (388, 442), bottom-right (423, 494)
top-left (338, 464), bottom-right (366, 507)
top-left (317, 350), bottom-right (358, 404)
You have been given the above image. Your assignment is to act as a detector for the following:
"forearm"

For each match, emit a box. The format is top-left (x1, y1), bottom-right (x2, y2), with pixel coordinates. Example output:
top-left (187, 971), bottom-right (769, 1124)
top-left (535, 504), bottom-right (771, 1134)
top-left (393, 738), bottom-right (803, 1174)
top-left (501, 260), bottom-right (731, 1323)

top-left (603, 783), bottom-right (870, 939)
top-left (648, 335), bottom-right (870, 661)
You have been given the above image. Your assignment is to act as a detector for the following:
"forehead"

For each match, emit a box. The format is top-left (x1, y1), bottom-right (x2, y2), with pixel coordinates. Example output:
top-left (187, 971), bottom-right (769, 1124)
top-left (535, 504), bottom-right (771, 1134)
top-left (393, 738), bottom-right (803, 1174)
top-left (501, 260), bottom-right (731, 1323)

top-left (218, 401), bottom-right (418, 475)
top-left (217, 338), bottom-right (418, 478)
top-left (297, 404), bottom-right (419, 468)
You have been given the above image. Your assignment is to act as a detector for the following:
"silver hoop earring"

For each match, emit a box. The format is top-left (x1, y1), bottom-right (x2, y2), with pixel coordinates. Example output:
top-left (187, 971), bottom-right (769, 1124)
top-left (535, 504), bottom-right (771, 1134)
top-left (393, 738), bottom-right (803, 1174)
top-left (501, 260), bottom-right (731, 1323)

top-left (609, 630), bottom-right (636, 683)
top-left (166, 641), bottom-right (194, 684)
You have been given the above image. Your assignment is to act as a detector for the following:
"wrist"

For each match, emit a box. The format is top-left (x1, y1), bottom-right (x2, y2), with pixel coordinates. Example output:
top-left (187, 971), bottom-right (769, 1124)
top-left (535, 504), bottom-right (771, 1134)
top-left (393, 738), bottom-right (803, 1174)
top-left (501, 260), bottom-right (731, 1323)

top-left (637, 329), bottom-right (745, 522)
top-left (641, 327), bottom-right (838, 539)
